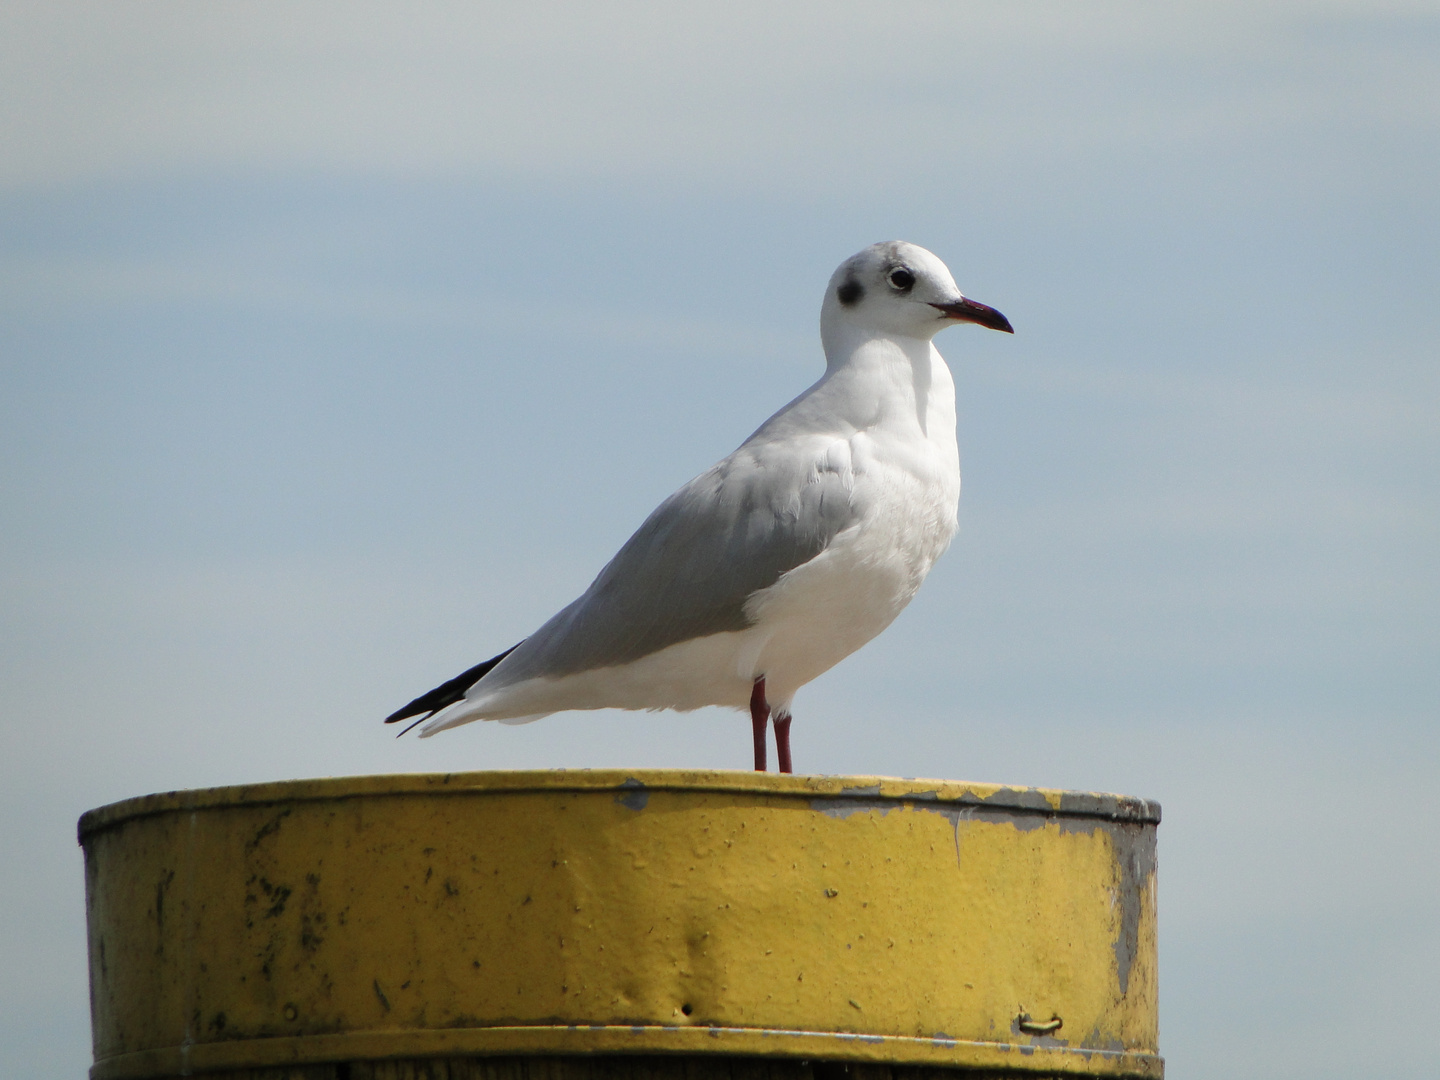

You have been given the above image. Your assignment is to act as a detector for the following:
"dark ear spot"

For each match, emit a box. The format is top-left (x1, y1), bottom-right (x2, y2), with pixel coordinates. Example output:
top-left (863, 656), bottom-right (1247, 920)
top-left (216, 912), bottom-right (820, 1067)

top-left (837, 278), bottom-right (864, 307)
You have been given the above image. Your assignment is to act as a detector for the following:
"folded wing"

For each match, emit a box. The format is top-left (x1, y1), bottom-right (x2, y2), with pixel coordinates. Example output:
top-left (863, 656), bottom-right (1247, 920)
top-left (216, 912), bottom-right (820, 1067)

top-left (492, 436), bottom-right (862, 685)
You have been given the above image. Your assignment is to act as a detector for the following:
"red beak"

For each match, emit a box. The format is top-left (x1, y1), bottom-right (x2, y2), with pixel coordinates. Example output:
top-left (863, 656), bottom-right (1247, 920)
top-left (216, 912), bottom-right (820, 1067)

top-left (930, 297), bottom-right (1014, 334)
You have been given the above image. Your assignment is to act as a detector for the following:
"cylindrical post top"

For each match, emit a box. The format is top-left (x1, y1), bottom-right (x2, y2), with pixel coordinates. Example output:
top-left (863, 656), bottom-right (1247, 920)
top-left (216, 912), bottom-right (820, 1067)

top-left (80, 770), bottom-right (1162, 1080)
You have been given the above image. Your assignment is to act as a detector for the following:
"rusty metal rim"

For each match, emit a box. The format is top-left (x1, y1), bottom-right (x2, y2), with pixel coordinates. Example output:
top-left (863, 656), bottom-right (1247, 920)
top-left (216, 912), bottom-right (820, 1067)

top-left (89, 1024), bottom-right (1165, 1080)
top-left (77, 770), bottom-right (1161, 841)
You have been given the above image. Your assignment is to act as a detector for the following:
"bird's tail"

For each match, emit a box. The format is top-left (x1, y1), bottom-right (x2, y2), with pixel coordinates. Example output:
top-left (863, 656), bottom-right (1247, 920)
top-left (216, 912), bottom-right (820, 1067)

top-left (418, 704), bottom-right (552, 737)
top-left (384, 642), bottom-right (522, 736)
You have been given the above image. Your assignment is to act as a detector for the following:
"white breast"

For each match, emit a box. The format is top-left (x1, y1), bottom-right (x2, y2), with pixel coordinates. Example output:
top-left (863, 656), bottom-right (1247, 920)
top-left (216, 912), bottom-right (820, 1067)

top-left (740, 346), bottom-right (960, 709)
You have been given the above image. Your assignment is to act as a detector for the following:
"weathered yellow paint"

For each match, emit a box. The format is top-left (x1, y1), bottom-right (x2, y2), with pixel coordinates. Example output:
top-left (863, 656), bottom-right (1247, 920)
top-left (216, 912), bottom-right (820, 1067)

top-left (79, 770), bottom-right (1161, 1079)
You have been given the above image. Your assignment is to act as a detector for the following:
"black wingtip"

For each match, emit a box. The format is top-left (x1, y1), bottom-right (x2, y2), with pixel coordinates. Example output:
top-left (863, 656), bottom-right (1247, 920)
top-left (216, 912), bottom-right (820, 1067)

top-left (384, 642), bottom-right (523, 732)
top-left (394, 714), bottom-right (430, 738)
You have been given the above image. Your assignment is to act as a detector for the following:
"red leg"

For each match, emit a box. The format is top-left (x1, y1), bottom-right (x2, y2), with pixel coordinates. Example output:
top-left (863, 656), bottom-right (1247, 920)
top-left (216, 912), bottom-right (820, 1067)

top-left (774, 711), bottom-right (793, 774)
top-left (750, 677), bottom-right (770, 772)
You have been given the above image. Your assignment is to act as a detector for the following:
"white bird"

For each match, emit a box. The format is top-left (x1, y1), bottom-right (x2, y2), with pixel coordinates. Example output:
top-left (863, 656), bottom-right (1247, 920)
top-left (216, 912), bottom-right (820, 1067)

top-left (386, 241), bottom-right (1012, 772)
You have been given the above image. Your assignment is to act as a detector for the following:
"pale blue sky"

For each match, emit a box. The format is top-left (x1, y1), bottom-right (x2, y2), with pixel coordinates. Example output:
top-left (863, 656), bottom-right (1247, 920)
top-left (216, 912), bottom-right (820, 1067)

top-left (2, 4), bottom-right (1437, 1078)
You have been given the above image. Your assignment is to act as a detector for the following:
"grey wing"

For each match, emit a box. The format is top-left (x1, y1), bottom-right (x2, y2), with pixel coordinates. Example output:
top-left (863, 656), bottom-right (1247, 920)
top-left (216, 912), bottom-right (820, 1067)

top-left (499, 443), bottom-right (860, 681)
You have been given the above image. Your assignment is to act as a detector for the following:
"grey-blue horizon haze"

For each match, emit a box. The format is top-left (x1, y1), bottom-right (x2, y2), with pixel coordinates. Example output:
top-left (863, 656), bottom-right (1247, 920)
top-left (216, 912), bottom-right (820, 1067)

top-left (1, 4), bottom-right (1436, 1078)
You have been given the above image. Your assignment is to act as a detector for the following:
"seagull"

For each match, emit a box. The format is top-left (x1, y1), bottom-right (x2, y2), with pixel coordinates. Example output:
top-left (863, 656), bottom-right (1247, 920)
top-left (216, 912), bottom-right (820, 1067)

top-left (386, 241), bottom-right (1012, 772)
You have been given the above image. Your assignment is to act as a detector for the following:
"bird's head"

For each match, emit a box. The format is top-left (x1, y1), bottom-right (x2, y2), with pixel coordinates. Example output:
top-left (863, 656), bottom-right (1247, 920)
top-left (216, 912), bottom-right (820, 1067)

top-left (821, 241), bottom-right (1013, 351)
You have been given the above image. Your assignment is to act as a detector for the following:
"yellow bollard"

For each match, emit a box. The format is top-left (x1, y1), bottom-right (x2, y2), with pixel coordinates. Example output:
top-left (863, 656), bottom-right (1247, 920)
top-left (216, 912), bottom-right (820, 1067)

top-left (79, 770), bottom-right (1161, 1079)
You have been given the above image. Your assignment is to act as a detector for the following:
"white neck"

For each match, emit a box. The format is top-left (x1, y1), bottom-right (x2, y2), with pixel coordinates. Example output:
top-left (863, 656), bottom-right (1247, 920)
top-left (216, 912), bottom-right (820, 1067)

top-left (811, 325), bottom-right (951, 439)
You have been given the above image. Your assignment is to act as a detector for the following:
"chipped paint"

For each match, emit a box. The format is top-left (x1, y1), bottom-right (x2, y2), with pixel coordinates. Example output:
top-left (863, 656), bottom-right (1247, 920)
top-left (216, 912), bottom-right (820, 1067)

top-left (615, 777), bottom-right (650, 812)
top-left (1094, 820), bottom-right (1157, 996)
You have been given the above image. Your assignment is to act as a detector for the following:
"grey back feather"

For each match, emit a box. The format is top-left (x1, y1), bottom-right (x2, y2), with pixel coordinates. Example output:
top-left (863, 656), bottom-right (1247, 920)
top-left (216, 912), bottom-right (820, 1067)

top-left (498, 440), bottom-right (860, 681)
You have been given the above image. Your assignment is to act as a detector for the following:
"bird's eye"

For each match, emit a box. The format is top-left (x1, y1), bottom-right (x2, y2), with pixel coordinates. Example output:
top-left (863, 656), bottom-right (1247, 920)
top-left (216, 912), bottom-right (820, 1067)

top-left (888, 268), bottom-right (916, 291)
